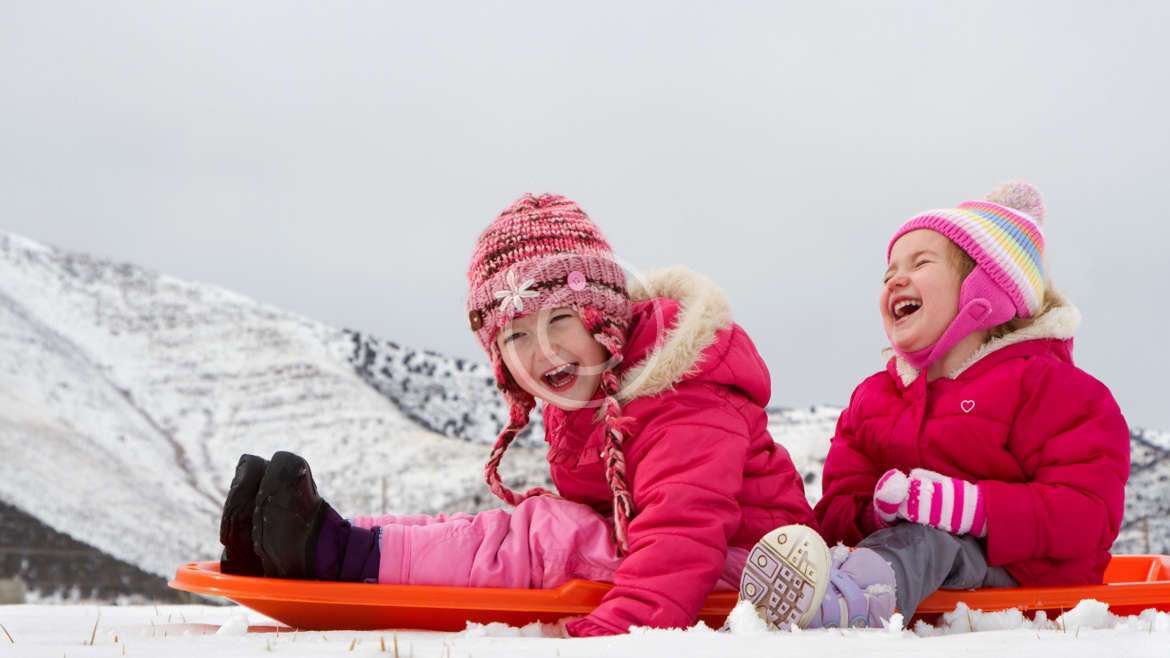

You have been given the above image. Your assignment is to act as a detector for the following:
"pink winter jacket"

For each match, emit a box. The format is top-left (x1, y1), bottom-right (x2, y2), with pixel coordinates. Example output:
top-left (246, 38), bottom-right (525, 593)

top-left (551, 267), bottom-right (815, 636)
top-left (814, 300), bottom-right (1130, 587)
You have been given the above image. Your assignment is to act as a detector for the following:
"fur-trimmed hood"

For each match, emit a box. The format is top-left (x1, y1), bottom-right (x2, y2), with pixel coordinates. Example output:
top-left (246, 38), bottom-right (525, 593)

top-left (542, 272), bottom-right (815, 636)
top-left (615, 266), bottom-right (769, 405)
top-left (885, 292), bottom-right (1082, 387)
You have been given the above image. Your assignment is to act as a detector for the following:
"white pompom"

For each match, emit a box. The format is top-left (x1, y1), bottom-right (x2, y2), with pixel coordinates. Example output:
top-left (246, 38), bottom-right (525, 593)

top-left (986, 181), bottom-right (1046, 224)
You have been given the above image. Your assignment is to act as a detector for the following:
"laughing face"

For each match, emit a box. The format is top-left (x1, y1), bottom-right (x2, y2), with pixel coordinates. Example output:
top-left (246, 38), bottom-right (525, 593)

top-left (881, 229), bottom-right (965, 353)
top-left (496, 307), bottom-right (611, 411)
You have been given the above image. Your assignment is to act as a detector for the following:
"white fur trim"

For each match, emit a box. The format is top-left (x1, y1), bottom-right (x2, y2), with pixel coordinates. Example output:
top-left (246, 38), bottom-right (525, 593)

top-left (948, 300), bottom-right (1080, 377)
top-left (885, 295), bottom-right (1081, 387)
top-left (616, 266), bottom-right (734, 402)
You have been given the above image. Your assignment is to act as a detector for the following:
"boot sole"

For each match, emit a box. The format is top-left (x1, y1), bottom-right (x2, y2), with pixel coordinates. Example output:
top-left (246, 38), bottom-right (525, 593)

top-left (738, 524), bottom-right (832, 629)
top-left (220, 455), bottom-right (269, 542)
top-left (219, 454), bottom-right (268, 575)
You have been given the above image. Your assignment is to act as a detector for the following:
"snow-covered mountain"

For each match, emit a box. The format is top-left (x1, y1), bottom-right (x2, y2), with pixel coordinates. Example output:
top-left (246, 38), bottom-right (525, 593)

top-left (0, 231), bottom-right (550, 584)
top-left (0, 231), bottom-right (1167, 599)
top-left (1115, 428), bottom-right (1170, 555)
top-left (344, 330), bottom-right (543, 444)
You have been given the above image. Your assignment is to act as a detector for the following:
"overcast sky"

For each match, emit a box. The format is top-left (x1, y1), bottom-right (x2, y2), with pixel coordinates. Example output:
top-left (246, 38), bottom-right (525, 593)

top-left (3, 2), bottom-right (1168, 429)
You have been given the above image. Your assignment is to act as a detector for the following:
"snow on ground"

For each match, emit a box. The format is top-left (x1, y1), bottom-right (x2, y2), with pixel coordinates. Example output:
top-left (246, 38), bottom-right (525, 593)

top-left (0, 602), bottom-right (1166, 658)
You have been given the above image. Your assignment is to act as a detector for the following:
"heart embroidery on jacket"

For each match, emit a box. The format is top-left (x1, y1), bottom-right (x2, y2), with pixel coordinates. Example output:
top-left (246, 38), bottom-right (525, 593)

top-left (961, 400), bottom-right (975, 414)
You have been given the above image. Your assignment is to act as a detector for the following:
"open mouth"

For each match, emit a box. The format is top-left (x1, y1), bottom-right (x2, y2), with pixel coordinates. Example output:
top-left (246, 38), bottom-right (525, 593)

top-left (892, 297), bottom-right (922, 322)
top-left (541, 362), bottom-right (579, 391)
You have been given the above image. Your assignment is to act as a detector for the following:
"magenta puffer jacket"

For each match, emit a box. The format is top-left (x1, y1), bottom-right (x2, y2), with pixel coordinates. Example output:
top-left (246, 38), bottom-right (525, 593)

top-left (549, 267), bottom-right (815, 636)
top-left (814, 300), bottom-right (1130, 587)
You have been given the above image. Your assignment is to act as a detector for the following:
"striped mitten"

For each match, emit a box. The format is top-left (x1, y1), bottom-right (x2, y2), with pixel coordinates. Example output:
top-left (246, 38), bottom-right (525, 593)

top-left (873, 468), bottom-right (987, 537)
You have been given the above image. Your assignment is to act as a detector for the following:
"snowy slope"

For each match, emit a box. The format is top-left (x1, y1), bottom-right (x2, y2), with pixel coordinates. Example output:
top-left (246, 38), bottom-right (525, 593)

top-left (1, 230), bottom-right (1167, 596)
top-left (0, 232), bottom-right (549, 581)
top-left (765, 405), bottom-right (841, 504)
top-left (345, 329), bottom-right (544, 444)
top-left (1114, 428), bottom-right (1170, 555)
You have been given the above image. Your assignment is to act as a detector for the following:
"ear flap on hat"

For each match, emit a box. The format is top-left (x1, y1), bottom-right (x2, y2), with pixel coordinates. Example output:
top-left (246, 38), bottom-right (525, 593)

top-left (894, 268), bottom-right (1018, 371)
top-left (957, 267), bottom-right (1019, 329)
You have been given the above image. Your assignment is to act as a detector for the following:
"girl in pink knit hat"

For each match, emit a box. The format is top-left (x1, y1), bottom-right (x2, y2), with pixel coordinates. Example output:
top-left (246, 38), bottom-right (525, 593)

top-left (738, 182), bottom-right (1131, 630)
top-left (217, 193), bottom-right (816, 636)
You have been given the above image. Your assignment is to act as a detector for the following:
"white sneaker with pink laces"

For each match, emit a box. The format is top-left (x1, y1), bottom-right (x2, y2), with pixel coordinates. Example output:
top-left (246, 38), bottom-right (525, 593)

top-left (739, 524), bottom-right (898, 630)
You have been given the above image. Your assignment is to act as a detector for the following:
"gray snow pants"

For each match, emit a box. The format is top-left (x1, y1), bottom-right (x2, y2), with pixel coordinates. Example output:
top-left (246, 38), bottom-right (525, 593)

top-left (858, 523), bottom-right (1018, 619)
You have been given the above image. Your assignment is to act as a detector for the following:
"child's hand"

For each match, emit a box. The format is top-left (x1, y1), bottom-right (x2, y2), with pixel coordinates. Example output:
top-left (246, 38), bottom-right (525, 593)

top-left (873, 468), bottom-right (987, 537)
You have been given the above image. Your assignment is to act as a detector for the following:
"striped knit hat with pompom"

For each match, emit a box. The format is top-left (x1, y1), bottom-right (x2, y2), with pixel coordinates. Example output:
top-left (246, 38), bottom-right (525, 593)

top-left (889, 181), bottom-right (1047, 318)
top-left (886, 181), bottom-right (1049, 370)
top-left (466, 193), bottom-right (636, 553)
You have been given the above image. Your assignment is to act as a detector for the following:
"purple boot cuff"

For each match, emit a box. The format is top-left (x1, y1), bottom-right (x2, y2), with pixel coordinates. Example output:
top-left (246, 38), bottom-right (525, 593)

top-left (314, 505), bottom-right (381, 583)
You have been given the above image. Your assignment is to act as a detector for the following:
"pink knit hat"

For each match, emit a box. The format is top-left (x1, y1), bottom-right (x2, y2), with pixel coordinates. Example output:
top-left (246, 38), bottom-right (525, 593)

top-left (886, 182), bottom-right (1048, 370)
top-left (466, 193), bottom-right (636, 552)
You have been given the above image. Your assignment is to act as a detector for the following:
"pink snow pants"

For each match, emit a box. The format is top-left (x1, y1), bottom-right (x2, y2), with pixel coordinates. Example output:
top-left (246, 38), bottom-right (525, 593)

top-left (352, 496), bottom-right (747, 590)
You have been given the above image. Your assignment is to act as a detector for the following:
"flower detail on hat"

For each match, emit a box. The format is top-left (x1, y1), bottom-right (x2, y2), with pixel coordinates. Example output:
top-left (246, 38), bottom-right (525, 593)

top-left (494, 270), bottom-right (540, 314)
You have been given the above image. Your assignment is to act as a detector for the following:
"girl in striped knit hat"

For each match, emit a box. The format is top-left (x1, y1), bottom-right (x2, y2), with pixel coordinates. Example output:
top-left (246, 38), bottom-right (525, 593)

top-left (217, 193), bottom-right (816, 636)
top-left (739, 182), bottom-right (1130, 630)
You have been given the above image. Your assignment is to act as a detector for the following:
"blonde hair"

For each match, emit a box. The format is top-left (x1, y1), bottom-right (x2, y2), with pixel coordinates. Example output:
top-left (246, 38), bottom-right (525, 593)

top-left (942, 241), bottom-right (1062, 342)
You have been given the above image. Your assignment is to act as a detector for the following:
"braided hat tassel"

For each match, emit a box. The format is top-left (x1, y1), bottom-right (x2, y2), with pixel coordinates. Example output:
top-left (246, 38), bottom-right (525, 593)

top-left (483, 393), bottom-right (556, 506)
top-left (588, 308), bottom-right (637, 556)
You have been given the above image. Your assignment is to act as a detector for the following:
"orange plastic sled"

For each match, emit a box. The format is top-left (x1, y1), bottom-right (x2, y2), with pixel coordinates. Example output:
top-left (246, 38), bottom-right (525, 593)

top-left (170, 555), bottom-right (1170, 631)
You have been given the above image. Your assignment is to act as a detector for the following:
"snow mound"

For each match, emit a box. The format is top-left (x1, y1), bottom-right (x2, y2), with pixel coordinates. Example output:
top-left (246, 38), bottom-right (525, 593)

top-left (461, 619), bottom-right (557, 638)
top-left (725, 600), bottom-right (774, 635)
top-left (214, 612), bottom-right (250, 636)
top-left (914, 599), bottom-right (1170, 636)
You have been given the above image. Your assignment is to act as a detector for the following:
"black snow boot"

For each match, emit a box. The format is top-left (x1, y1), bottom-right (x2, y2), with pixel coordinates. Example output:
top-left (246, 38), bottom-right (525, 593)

top-left (218, 454), bottom-right (269, 576)
top-left (251, 450), bottom-right (329, 579)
